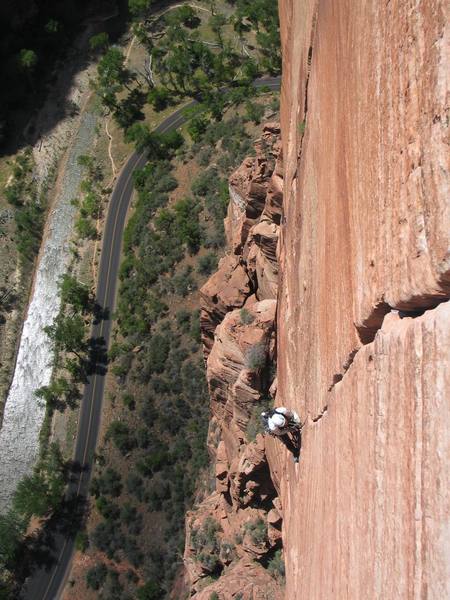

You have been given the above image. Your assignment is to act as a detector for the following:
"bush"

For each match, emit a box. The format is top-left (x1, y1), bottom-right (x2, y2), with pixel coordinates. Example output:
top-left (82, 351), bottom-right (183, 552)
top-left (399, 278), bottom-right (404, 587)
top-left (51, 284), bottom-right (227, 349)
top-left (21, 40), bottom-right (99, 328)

top-left (176, 309), bottom-right (191, 333)
top-left (75, 530), bottom-right (89, 552)
top-left (95, 496), bottom-right (120, 520)
top-left (191, 168), bottom-right (218, 197)
top-left (240, 307), bottom-right (255, 325)
top-left (244, 518), bottom-right (267, 546)
top-left (137, 581), bottom-right (162, 600)
top-left (91, 467), bottom-right (122, 498)
top-left (75, 216), bottom-right (97, 239)
top-left (244, 344), bottom-right (267, 370)
top-left (91, 521), bottom-right (125, 559)
top-left (197, 147), bottom-right (212, 166)
top-left (106, 421), bottom-right (136, 455)
top-left (191, 517), bottom-right (222, 572)
top-left (173, 197), bottom-right (203, 253)
top-left (267, 549), bottom-right (285, 581)
top-left (86, 563), bottom-right (107, 590)
top-left (126, 472), bottom-right (144, 501)
top-left (245, 101), bottom-right (265, 124)
top-left (245, 404), bottom-right (263, 442)
top-left (123, 392), bottom-right (136, 410)
top-left (197, 253), bottom-right (218, 276)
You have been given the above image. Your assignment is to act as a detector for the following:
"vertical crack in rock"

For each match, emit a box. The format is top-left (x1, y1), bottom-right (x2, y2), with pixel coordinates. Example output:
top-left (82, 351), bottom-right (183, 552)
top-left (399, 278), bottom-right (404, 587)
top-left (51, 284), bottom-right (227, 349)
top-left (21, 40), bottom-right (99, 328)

top-left (335, 299), bottom-right (450, 396)
top-left (297, 4), bottom-right (318, 160)
top-left (311, 405), bottom-right (328, 423)
top-left (356, 299), bottom-right (392, 344)
top-left (328, 348), bottom-right (358, 392)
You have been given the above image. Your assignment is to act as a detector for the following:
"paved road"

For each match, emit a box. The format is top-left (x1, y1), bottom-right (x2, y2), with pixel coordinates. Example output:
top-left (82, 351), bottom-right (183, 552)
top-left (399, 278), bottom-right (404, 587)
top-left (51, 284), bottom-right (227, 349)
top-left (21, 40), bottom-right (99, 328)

top-left (21, 77), bottom-right (280, 600)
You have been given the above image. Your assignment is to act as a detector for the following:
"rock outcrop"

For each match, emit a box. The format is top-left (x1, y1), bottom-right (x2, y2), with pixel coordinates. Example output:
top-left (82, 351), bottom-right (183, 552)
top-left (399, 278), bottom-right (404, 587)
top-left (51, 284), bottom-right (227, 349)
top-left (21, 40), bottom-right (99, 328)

top-left (183, 127), bottom-right (285, 597)
top-left (276, 0), bottom-right (450, 597)
top-left (200, 125), bottom-right (283, 356)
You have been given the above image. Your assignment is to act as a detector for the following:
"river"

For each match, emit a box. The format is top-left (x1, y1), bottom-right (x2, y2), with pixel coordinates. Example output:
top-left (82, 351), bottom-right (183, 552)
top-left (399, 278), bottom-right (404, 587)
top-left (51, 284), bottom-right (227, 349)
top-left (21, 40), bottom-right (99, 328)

top-left (0, 111), bottom-right (98, 512)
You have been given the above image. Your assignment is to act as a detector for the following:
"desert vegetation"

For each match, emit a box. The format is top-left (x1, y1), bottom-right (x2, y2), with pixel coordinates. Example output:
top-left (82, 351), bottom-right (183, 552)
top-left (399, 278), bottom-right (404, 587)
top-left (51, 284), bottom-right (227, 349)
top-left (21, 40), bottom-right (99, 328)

top-left (81, 101), bottom-right (279, 597)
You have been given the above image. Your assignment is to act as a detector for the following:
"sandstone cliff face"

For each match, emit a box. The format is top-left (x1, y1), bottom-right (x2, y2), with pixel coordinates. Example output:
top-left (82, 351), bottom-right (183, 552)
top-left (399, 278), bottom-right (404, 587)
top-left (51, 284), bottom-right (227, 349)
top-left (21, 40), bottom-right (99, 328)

top-left (183, 127), bottom-right (285, 597)
top-left (276, 0), bottom-right (450, 597)
top-left (200, 125), bottom-right (283, 356)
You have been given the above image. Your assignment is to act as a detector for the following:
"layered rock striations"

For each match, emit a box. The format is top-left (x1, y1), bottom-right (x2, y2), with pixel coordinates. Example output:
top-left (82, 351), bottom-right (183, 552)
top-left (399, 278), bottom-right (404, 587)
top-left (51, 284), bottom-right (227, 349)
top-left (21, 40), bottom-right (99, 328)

top-left (276, 0), bottom-right (450, 597)
top-left (183, 127), bottom-right (285, 597)
top-left (200, 125), bottom-right (283, 356)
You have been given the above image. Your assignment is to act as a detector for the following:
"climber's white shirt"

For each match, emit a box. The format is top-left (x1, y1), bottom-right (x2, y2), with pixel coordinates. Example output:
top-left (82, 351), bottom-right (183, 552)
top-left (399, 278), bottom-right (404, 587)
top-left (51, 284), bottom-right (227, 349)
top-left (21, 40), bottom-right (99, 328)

top-left (268, 410), bottom-right (288, 435)
top-left (267, 407), bottom-right (299, 435)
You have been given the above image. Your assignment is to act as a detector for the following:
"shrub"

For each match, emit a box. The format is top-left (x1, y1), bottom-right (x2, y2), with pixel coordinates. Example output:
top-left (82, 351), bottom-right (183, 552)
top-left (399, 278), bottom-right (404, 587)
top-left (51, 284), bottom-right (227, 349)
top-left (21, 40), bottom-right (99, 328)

top-left (245, 404), bottom-right (263, 442)
top-left (219, 540), bottom-right (236, 564)
top-left (86, 563), bottom-right (107, 590)
top-left (123, 392), bottom-right (135, 410)
top-left (244, 518), bottom-right (267, 546)
top-left (75, 216), bottom-right (97, 239)
top-left (244, 344), bottom-right (266, 370)
top-left (75, 530), bottom-right (89, 552)
top-left (191, 168), bottom-right (218, 197)
top-left (176, 309), bottom-right (191, 333)
top-left (245, 101), bottom-right (265, 124)
top-left (90, 467), bottom-right (122, 498)
top-left (267, 549), bottom-right (285, 581)
top-left (95, 496), bottom-right (120, 520)
top-left (137, 581), bottom-right (162, 600)
top-left (173, 197), bottom-right (203, 254)
top-left (210, 593), bottom-right (220, 600)
top-left (91, 521), bottom-right (125, 559)
top-left (172, 265), bottom-right (197, 296)
top-left (240, 307), bottom-right (255, 325)
top-left (191, 517), bottom-right (222, 572)
top-left (197, 147), bottom-right (212, 166)
top-left (197, 253), bottom-right (218, 276)
top-left (106, 421), bottom-right (136, 455)
top-left (126, 472), bottom-right (144, 500)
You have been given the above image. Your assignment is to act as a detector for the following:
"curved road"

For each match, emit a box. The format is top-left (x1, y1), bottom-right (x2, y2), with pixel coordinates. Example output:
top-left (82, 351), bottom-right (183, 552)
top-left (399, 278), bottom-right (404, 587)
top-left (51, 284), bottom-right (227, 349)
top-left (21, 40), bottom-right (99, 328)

top-left (22, 77), bottom-right (280, 600)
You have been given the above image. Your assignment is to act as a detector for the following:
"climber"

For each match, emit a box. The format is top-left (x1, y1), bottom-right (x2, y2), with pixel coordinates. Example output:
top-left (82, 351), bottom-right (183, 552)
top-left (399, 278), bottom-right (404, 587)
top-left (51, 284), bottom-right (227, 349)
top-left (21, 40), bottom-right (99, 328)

top-left (260, 407), bottom-right (301, 436)
top-left (261, 407), bottom-right (302, 463)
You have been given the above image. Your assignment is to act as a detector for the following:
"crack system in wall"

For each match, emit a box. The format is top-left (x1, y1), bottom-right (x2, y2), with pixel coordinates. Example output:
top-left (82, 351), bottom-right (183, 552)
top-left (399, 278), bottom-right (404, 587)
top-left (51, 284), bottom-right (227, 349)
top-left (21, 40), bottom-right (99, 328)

top-left (311, 404), bottom-right (328, 423)
top-left (297, 4), bottom-right (318, 161)
top-left (329, 297), bottom-right (450, 396)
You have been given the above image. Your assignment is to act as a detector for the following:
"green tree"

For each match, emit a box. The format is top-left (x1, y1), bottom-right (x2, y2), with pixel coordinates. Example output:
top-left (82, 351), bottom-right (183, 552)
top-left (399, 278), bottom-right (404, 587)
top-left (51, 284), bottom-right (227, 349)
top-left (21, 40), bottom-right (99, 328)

top-left (44, 313), bottom-right (87, 359)
top-left (129, 0), bottom-right (154, 17)
top-left (13, 444), bottom-right (65, 518)
top-left (106, 421), bottom-right (136, 454)
top-left (45, 19), bottom-right (60, 35)
top-left (173, 197), bottom-right (202, 253)
top-left (75, 217), bottom-right (97, 239)
top-left (0, 512), bottom-right (24, 566)
top-left (147, 86), bottom-right (170, 112)
top-left (209, 13), bottom-right (227, 45)
top-left (114, 89), bottom-right (145, 129)
top-left (187, 115), bottom-right (208, 142)
top-left (19, 49), bottom-right (37, 71)
top-left (80, 192), bottom-right (101, 219)
top-left (59, 274), bottom-right (90, 312)
top-left (96, 47), bottom-right (131, 108)
top-left (89, 32), bottom-right (109, 53)
top-left (35, 376), bottom-right (80, 411)
top-left (125, 123), bottom-right (152, 153)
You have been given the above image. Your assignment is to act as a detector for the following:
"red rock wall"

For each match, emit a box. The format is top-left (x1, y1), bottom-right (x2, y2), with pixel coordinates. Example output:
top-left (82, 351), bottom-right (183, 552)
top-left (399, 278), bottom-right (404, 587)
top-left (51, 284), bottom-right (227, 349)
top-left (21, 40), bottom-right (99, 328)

top-left (183, 128), bottom-right (285, 598)
top-left (276, 0), bottom-right (449, 597)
